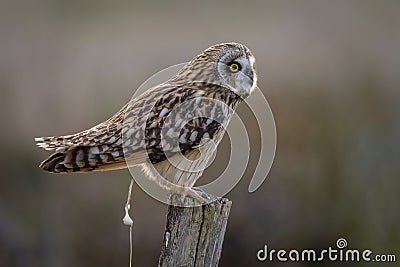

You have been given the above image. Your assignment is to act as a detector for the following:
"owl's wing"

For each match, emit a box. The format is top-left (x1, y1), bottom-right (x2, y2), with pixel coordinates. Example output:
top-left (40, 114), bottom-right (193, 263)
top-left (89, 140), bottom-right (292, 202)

top-left (138, 82), bottom-right (239, 164)
top-left (35, 82), bottom-right (239, 173)
top-left (35, 103), bottom-right (127, 151)
top-left (35, 102), bottom-right (136, 172)
top-left (34, 86), bottom-right (161, 172)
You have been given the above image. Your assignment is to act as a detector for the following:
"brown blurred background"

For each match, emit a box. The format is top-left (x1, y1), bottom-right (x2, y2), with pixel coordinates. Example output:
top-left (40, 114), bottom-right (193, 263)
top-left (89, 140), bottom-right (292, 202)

top-left (1, 0), bottom-right (399, 266)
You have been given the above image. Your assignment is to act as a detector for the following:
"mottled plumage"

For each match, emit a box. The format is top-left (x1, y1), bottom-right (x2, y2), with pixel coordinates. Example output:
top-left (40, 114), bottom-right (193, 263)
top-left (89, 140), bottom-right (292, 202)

top-left (36, 42), bottom-right (257, 188)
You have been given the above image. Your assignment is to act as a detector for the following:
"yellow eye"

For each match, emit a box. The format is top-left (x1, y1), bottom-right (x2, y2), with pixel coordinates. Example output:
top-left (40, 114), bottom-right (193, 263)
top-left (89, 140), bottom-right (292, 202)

top-left (229, 62), bottom-right (241, 73)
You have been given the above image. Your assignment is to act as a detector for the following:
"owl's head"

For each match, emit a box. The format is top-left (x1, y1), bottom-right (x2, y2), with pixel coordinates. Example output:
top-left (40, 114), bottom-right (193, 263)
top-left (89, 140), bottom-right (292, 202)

top-left (189, 42), bottom-right (258, 99)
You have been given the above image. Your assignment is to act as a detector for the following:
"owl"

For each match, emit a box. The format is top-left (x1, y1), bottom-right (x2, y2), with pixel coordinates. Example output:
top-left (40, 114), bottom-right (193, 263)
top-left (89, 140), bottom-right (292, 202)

top-left (35, 42), bottom-right (257, 194)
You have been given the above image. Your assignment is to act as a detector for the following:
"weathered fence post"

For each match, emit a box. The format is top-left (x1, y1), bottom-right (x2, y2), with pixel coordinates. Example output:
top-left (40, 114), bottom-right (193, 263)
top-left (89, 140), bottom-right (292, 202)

top-left (158, 196), bottom-right (232, 267)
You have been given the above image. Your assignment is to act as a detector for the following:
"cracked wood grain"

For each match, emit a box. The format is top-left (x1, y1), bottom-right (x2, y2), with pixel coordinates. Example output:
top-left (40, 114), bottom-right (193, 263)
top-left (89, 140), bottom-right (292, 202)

top-left (158, 196), bottom-right (232, 267)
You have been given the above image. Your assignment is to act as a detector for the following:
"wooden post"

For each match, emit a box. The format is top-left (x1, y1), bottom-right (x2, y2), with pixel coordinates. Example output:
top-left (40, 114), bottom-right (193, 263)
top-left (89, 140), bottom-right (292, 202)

top-left (158, 196), bottom-right (232, 267)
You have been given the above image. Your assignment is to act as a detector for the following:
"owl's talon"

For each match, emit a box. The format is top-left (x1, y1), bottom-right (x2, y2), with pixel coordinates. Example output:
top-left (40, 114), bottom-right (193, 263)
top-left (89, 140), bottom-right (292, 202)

top-left (186, 187), bottom-right (219, 205)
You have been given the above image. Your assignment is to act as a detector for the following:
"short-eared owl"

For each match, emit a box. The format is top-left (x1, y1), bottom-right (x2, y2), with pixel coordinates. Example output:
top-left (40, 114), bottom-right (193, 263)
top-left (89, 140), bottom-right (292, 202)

top-left (35, 42), bottom-right (257, 188)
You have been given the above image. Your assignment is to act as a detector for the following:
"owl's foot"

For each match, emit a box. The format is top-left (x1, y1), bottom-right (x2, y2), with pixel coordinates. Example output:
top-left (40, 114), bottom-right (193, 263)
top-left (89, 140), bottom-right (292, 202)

top-left (171, 187), bottom-right (219, 207)
top-left (192, 187), bottom-right (219, 202)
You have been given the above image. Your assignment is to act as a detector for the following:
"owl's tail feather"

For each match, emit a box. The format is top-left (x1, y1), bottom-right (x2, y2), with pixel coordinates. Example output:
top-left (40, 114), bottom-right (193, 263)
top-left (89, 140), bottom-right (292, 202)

top-left (35, 136), bottom-right (127, 173)
top-left (39, 152), bottom-right (66, 173)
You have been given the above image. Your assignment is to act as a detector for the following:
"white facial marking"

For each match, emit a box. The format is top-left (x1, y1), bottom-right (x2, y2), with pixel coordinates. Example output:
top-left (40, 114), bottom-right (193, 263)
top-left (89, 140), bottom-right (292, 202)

top-left (249, 55), bottom-right (257, 93)
top-left (249, 56), bottom-right (255, 68)
top-left (250, 71), bottom-right (258, 93)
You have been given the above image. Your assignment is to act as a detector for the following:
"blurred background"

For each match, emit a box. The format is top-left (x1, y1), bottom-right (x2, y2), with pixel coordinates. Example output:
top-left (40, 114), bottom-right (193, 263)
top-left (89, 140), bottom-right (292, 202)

top-left (1, 0), bottom-right (399, 266)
